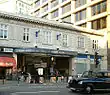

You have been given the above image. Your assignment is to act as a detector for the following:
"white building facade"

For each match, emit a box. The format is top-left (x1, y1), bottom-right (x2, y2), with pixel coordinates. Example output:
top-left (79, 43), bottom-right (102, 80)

top-left (0, 12), bottom-right (107, 77)
top-left (0, 0), bottom-right (32, 15)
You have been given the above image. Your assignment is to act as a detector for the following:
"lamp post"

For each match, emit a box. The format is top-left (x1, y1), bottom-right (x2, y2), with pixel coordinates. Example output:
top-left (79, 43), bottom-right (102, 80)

top-left (50, 57), bottom-right (54, 76)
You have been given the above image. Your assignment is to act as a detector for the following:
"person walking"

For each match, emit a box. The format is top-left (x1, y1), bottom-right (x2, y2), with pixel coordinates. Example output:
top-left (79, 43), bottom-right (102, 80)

top-left (1, 68), bottom-right (6, 84)
top-left (35, 71), bottom-right (39, 83)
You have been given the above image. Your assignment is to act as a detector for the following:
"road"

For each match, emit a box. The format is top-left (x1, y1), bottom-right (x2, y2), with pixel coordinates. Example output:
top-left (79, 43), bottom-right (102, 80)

top-left (0, 83), bottom-right (110, 95)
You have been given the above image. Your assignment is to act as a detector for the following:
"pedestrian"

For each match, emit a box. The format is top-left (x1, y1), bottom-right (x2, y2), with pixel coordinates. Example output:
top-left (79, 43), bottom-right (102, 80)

top-left (26, 73), bottom-right (31, 83)
top-left (55, 70), bottom-right (59, 83)
top-left (1, 68), bottom-right (6, 84)
top-left (35, 71), bottom-right (39, 83)
top-left (61, 75), bottom-right (64, 82)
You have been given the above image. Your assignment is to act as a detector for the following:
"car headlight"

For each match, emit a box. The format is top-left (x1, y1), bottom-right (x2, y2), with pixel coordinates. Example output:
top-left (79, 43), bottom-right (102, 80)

top-left (78, 81), bottom-right (83, 84)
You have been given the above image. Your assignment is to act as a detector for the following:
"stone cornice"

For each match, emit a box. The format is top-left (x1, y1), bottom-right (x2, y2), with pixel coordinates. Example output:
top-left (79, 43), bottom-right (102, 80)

top-left (0, 11), bottom-right (104, 36)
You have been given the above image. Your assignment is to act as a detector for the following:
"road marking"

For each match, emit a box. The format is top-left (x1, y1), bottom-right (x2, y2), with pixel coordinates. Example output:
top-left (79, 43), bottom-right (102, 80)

top-left (11, 90), bottom-right (60, 95)
top-left (39, 91), bottom-right (60, 93)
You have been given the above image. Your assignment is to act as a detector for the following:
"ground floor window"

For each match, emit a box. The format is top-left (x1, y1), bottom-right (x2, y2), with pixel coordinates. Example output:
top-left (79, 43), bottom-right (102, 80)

top-left (76, 63), bottom-right (87, 74)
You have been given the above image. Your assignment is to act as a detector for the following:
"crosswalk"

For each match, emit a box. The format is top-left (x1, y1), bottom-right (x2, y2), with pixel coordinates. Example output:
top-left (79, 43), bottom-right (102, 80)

top-left (28, 85), bottom-right (66, 88)
top-left (0, 84), bottom-right (66, 90)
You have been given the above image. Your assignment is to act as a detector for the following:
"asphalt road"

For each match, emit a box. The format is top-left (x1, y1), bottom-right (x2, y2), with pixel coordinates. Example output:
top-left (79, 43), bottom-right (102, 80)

top-left (0, 83), bottom-right (110, 95)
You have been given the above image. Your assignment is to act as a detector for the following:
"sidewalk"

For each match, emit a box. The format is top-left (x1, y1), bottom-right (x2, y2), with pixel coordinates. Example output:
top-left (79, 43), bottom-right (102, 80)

top-left (0, 80), bottom-right (68, 87)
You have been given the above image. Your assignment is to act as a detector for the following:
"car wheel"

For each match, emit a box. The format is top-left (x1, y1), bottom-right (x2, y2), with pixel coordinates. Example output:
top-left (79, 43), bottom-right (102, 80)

top-left (85, 85), bottom-right (93, 94)
top-left (71, 89), bottom-right (76, 92)
top-left (70, 88), bottom-right (76, 92)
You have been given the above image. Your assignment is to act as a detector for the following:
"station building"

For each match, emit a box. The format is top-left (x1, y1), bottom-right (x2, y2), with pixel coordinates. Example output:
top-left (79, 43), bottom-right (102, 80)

top-left (0, 11), bottom-right (107, 78)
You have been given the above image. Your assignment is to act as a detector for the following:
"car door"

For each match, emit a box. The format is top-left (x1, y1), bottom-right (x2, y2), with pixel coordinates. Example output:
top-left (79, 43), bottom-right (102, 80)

top-left (93, 77), bottom-right (106, 89)
top-left (104, 72), bottom-right (110, 89)
top-left (93, 72), bottom-right (107, 89)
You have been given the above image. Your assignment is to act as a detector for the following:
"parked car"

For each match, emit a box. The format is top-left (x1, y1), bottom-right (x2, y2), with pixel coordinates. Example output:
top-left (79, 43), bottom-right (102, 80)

top-left (67, 70), bottom-right (110, 93)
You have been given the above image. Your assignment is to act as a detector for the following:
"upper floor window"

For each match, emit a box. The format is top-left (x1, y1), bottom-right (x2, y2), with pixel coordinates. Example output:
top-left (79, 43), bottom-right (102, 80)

top-left (42, 14), bottom-right (48, 19)
top-left (91, 17), bottom-right (106, 30)
top-left (42, 0), bottom-right (48, 3)
top-left (35, 0), bottom-right (40, 7)
top-left (62, 34), bottom-right (68, 46)
top-left (61, 15), bottom-right (71, 23)
top-left (51, 0), bottom-right (59, 8)
top-left (23, 28), bottom-right (29, 42)
top-left (0, 24), bottom-right (8, 39)
top-left (91, 1), bottom-right (106, 16)
top-left (44, 31), bottom-right (52, 44)
top-left (78, 23), bottom-right (87, 27)
top-left (75, 0), bottom-right (86, 8)
top-left (51, 9), bottom-right (58, 18)
top-left (75, 9), bottom-right (86, 22)
top-left (62, 3), bottom-right (71, 14)
top-left (35, 9), bottom-right (40, 16)
top-left (78, 37), bottom-right (84, 48)
top-left (42, 4), bottom-right (48, 13)
top-left (92, 40), bottom-right (98, 50)
top-left (62, 0), bottom-right (67, 3)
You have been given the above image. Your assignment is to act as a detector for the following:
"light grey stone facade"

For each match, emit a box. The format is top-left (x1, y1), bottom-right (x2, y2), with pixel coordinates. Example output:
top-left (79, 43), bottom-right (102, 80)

top-left (0, 12), bottom-right (107, 75)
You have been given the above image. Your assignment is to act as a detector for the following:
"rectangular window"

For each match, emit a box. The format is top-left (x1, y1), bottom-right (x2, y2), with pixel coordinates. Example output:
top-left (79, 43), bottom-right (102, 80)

top-left (92, 40), bottom-right (98, 50)
top-left (35, 9), bottom-right (40, 16)
top-left (42, 4), bottom-right (48, 13)
top-left (62, 0), bottom-right (67, 3)
top-left (75, 9), bottom-right (86, 22)
top-left (61, 15), bottom-right (71, 22)
top-left (78, 37), bottom-right (84, 48)
top-left (51, 9), bottom-right (58, 18)
top-left (0, 24), bottom-right (8, 39)
top-left (62, 3), bottom-right (71, 14)
top-left (42, 14), bottom-right (48, 19)
top-left (97, 4), bottom-right (101, 14)
top-left (79, 23), bottom-right (87, 27)
top-left (92, 17), bottom-right (106, 30)
top-left (35, 0), bottom-right (40, 7)
top-left (51, 0), bottom-right (58, 8)
top-left (75, 0), bottom-right (87, 8)
top-left (42, 0), bottom-right (47, 3)
top-left (101, 1), bottom-right (106, 12)
top-left (23, 28), bottom-right (29, 42)
top-left (62, 34), bottom-right (68, 46)
top-left (75, 13), bottom-right (79, 22)
top-left (91, 1), bottom-right (106, 16)
top-left (44, 31), bottom-right (52, 44)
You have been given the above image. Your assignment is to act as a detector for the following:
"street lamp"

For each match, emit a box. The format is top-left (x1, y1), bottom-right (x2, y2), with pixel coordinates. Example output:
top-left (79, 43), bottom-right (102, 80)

top-left (50, 57), bottom-right (54, 76)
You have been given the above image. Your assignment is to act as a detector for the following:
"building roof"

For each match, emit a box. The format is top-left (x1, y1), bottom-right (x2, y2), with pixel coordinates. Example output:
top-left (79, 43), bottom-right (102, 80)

top-left (0, 11), bottom-right (103, 36)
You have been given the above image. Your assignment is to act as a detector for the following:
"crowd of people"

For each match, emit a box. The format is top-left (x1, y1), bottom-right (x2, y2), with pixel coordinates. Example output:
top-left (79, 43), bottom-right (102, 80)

top-left (16, 70), bottom-right (65, 84)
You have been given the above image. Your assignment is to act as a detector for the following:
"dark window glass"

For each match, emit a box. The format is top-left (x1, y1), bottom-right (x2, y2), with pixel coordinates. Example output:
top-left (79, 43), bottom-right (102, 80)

top-left (91, 1), bottom-right (106, 16)
top-left (92, 17), bottom-right (106, 30)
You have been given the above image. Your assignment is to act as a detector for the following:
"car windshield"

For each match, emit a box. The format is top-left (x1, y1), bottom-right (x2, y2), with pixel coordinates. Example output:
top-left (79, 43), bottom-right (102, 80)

top-left (81, 71), bottom-right (96, 78)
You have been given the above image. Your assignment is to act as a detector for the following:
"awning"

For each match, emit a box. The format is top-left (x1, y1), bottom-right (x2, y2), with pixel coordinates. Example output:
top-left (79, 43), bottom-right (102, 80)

top-left (0, 57), bottom-right (16, 67)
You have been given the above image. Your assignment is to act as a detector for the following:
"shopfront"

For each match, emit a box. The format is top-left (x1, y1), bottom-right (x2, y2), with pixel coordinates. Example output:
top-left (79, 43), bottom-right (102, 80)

top-left (0, 56), bottom-right (16, 79)
top-left (14, 48), bottom-right (77, 78)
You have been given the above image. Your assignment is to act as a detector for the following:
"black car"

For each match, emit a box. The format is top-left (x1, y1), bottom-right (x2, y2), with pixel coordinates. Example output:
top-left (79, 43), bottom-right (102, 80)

top-left (67, 70), bottom-right (110, 93)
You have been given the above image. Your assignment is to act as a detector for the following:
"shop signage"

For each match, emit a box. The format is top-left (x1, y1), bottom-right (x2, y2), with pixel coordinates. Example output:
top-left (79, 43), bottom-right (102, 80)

top-left (14, 48), bottom-right (77, 56)
top-left (4, 48), bottom-right (13, 52)
top-left (38, 68), bottom-right (43, 75)
top-left (0, 48), bottom-right (13, 52)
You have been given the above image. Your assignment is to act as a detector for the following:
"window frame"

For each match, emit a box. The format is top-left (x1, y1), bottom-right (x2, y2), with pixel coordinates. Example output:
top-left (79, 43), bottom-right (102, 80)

top-left (78, 36), bottom-right (85, 48)
top-left (0, 24), bottom-right (8, 39)
top-left (23, 28), bottom-right (30, 42)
